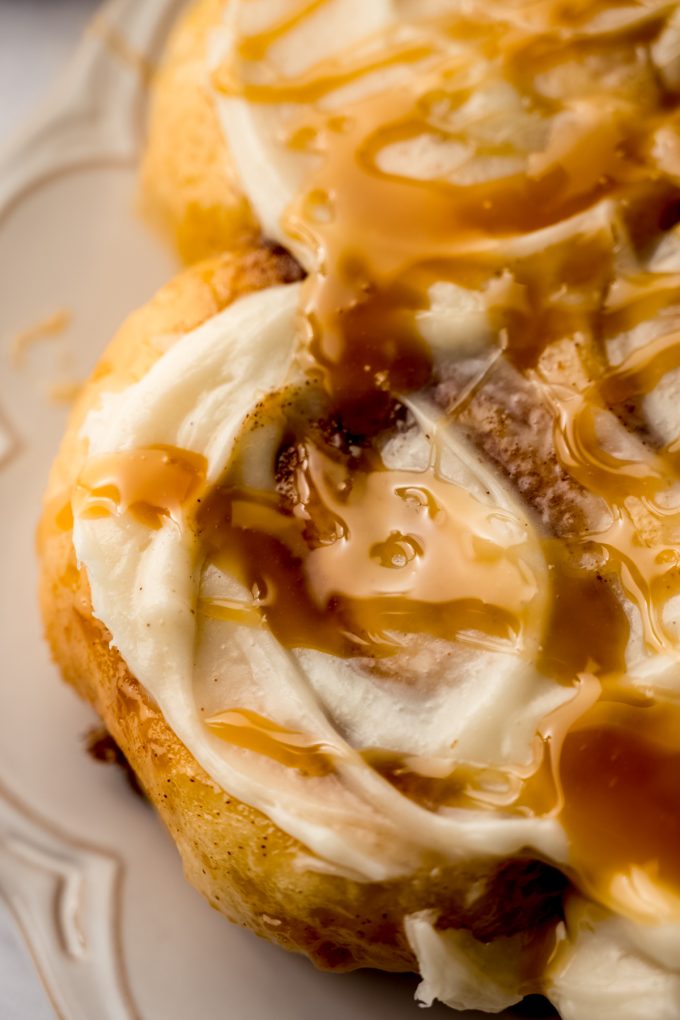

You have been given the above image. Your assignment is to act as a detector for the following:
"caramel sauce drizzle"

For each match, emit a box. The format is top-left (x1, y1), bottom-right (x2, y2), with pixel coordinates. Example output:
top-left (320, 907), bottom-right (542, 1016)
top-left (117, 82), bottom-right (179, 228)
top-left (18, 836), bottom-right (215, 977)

top-left (205, 708), bottom-right (336, 777)
top-left (73, 446), bottom-right (207, 529)
top-left (236, 0), bottom-right (330, 63)
top-left (558, 697), bottom-right (680, 918)
top-left (194, 392), bottom-right (541, 658)
top-left (77, 0), bottom-right (680, 918)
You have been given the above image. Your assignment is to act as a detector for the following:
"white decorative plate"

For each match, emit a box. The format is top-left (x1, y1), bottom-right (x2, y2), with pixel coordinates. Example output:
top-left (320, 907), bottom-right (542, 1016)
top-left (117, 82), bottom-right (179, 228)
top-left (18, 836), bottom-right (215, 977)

top-left (0, 3), bottom-right (547, 1017)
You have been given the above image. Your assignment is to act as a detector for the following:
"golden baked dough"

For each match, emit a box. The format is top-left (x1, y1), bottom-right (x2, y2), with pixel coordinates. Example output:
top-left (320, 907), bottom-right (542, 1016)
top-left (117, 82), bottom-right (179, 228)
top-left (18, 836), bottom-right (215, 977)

top-left (140, 0), bottom-right (256, 263)
top-left (38, 245), bottom-right (564, 973)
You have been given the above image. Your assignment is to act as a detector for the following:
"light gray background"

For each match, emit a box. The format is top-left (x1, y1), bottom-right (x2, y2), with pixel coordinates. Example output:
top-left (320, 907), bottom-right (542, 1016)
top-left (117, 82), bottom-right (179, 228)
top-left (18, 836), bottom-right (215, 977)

top-left (1, 4), bottom-right (99, 1016)
top-left (0, 1), bottom-right (99, 140)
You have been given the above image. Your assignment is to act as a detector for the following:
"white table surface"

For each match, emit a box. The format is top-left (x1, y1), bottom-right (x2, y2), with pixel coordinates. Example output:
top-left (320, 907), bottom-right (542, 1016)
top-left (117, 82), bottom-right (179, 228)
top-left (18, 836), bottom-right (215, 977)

top-left (0, 5), bottom-right (101, 1016)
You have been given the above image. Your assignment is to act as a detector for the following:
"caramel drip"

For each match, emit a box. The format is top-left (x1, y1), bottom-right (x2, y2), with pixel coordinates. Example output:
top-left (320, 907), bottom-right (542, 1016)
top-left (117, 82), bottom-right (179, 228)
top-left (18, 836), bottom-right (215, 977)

top-left (600, 326), bottom-right (680, 409)
top-left (442, 358), bottom-right (633, 681)
top-left (559, 697), bottom-right (680, 919)
top-left (236, 0), bottom-right (330, 63)
top-left (362, 677), bottom-right (680, 924)
top-left (538, 542), bottom-right (630, 681)
top-left (291, 89), bottom-right (634, 404)
top-left (74, 446), bottom-right (207, 529)
top-left (195, 405), bottom-right (541, 658)
top-left (362, 747), bottom-right (541, 815)
top-left (218, 4), bottom-right (667, 408)
top-left (360, 748), bottom-right (467, 813)
top-left (223, 39), bottom-right (439, 105)
top-left (603, 273), bottom-right (680, 339)
top-left (361, 675), bottom-right (596, 818)
top-left (205, 708), bottom-right (336, 777)
top-left (544, 381), bottom-right (680, 654)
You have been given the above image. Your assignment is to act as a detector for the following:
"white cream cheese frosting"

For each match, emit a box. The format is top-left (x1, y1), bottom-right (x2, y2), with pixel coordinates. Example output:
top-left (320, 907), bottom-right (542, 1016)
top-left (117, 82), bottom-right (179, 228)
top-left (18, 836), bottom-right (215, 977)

top-left (73, 283), bottom-right (570, 881)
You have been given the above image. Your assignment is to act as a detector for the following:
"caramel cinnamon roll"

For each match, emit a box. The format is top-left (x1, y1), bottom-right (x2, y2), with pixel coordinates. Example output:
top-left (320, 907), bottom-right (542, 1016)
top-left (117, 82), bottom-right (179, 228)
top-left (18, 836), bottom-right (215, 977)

top-left (42, 2), bottom-right (680, 1016)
